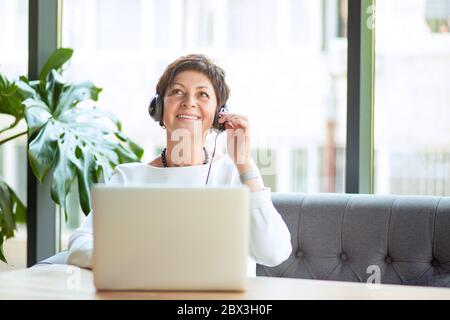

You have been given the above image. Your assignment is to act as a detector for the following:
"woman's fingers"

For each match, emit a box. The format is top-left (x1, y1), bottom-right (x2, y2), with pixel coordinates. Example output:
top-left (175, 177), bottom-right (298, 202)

top-left (231, 118), bottom-right (249, 130)
top-left (224, 121), bottom-right (234, 129)
top-left (220, 113), bottom-right (251, 165)
top-left (219, 114), bottom-right (249, 131)
top-left (218, 113), bottom-right (248, 123)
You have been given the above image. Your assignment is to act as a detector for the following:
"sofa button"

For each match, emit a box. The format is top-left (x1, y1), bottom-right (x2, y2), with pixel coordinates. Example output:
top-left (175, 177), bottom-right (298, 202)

top-left (340, 253), bottom-right (348, 261)
top-left (295, 249), bottom-right (304, 258)
top-left (385, 256), bottom-right (392, 264)
top-left (431, 259), bottom-right (439, 267)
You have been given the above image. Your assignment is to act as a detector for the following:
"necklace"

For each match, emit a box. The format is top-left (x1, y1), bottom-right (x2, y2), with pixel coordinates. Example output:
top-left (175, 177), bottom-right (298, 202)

top-left (161, 147), bottom-right (209, 167)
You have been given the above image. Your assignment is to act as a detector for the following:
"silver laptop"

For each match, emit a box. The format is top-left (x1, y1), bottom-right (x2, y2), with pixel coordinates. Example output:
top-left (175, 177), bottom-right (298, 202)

top-left (92, 184), bottom-right (249, 291)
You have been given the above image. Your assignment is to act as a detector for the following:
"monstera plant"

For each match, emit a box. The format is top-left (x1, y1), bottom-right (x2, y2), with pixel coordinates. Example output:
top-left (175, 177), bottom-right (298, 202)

top-left (0, 48), bottom-right (143, 263)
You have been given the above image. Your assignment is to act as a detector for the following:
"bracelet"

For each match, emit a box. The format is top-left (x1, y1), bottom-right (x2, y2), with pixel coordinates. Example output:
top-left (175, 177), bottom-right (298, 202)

top-left (239, 170), bottom-right (259, 183)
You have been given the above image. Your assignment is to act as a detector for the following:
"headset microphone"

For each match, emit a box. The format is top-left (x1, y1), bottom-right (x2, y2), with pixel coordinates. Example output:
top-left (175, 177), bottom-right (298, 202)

top-left (205, 105), bottom-right (228, 185)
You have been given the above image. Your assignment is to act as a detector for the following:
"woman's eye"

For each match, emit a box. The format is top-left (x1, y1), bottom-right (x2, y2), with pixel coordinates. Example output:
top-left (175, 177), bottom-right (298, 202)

top-left (200, 92), bottom-right (209, 98)
top-left (172, 89), bottom-right (183, 95)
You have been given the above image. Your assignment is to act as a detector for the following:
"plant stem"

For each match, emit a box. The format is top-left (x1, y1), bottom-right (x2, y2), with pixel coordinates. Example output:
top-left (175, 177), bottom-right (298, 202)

top-left (0, 130), bottom-right (27, 146)
top-left (0, 118), bottom-right (20, 135)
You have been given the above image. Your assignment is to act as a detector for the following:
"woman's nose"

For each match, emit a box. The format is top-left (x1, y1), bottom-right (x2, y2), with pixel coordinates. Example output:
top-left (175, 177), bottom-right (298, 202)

top-left (181, 93), bottom-right (197, 107)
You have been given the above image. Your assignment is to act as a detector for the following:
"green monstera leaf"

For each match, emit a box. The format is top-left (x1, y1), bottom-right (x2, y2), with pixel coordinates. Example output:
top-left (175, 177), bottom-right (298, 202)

top-left (39, 48), bottom-right (74, 95)
top-left (0, 48), bottom-right (144, 263)
top-left (28, 105), bottom-right (143, 218)
top-left (0, 73), bottom-right (35, 135)
top-left (23, 48), bottom-right (143, 219)
top-left (0, 177), bottom-right (26, 263)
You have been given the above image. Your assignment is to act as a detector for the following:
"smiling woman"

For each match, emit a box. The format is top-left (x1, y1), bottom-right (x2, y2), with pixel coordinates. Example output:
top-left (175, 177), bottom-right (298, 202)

top-left (149, 54), bottom-right (229, 167)
top-left (61, 0), bottom-right (350, 263)
top-left (67, 54), bottom-right (293, 276)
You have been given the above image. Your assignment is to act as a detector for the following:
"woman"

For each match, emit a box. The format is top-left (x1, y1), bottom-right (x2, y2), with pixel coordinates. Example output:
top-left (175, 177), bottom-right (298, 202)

top-left (67, 54), bottom-right (292, 276)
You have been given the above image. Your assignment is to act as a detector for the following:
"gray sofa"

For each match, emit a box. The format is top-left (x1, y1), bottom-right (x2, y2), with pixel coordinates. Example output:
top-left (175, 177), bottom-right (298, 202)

top-left (38, 193), bottom-right (450, 287)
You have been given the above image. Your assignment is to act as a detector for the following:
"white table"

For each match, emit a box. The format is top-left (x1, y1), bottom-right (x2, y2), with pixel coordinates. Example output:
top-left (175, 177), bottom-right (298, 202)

top-left (0, 264), bottom-right (449, 300)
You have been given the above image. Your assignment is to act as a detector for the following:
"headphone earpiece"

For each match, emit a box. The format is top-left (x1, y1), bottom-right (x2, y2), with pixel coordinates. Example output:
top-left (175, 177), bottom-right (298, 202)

top-left (148, 94), bottom-right (164, 127)
top-left (213, 105), bottom-right (228, 133)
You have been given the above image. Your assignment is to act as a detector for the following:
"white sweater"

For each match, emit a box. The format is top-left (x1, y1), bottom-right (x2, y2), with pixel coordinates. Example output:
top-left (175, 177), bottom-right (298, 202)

top-left (67, 154), bottom-right (292, 276)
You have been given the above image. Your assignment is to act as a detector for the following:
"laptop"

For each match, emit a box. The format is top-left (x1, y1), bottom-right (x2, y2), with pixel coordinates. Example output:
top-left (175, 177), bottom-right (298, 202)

top-left (92, 184), bottom-right (249, 291)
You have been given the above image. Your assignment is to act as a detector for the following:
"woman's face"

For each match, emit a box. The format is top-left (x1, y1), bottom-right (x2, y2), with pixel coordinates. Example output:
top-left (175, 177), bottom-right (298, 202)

top-left (163, 70), bottom-right (218, 138)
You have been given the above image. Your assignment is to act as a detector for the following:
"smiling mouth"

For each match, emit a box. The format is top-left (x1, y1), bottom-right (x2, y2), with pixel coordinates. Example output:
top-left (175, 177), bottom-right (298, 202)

top-left (176, 114), bottom-right (201, 120)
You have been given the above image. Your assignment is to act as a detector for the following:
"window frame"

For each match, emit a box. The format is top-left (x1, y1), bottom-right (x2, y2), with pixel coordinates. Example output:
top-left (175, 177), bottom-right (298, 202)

top-left (27, 0), bottom-right (62, 267)
top-left (345, 0), bottom-right (375, 194)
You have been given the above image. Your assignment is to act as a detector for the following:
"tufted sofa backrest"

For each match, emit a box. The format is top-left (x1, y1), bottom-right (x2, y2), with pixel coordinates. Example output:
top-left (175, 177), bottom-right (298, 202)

top-left (257, 193), bottom-right (450, 284)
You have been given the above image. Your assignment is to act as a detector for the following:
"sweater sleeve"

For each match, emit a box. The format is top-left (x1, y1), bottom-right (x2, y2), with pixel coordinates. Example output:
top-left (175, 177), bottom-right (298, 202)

top-left (67, 166), bottom-right (127, 269)
top-left (231, 160), bottom-right (292, 267)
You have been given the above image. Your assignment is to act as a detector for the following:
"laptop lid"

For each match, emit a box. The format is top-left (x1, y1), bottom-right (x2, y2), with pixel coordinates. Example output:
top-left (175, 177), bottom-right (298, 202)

top-left (92, 184), bottom-right (249, 291)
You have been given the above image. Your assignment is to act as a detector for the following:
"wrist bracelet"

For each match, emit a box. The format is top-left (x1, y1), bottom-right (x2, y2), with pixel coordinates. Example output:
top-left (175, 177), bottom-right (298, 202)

top-left (239, 170), bottom-right (259, 183)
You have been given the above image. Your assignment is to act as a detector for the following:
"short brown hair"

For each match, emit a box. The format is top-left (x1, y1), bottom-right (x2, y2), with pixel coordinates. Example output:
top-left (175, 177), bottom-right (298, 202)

top-left (156, 54), bottom-right (230, 110)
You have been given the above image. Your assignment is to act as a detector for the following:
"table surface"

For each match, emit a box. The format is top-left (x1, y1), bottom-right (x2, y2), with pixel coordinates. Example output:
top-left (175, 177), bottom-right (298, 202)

top-left (1, 264), bottom-right (449, 300)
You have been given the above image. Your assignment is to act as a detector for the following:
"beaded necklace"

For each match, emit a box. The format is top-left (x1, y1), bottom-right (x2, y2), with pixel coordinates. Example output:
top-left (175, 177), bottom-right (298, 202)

top-left (160, 147), bottom-right (209, 167)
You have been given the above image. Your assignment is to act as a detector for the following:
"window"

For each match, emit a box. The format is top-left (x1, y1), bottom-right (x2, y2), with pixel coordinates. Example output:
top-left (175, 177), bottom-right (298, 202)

top-left (374, 0), bottom-right (450, 196)
top-left (337, 0), bottom-right (348, 38)
top-left (184, 0), bottom-right (215, 47)
top-left (61, 0), bottom-right (348, 245)
top-left (0, 0), bottom-right (28, 271)
top-left (152, 0), bottom-right (172, 48)
top-left (227, 0), bottom-right (277, 49)
top-left (0, 0), bottom-right (28, 75)
top-left (426, 0), bottom-right (450, 33)
top-left (96, 0), bottom-right (141, 50)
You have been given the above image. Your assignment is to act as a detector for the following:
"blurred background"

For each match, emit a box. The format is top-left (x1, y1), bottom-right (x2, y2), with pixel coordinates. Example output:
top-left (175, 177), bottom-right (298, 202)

top-left (0, 0), bottom-right (449, 270)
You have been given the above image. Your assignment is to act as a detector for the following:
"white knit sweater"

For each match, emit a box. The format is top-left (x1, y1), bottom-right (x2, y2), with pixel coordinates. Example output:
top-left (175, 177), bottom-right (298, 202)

top-left (67, 154), bottom-right (292, 276)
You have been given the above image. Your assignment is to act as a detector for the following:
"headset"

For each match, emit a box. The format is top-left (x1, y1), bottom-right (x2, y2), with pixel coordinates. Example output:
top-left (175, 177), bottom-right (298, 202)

top-left (148, 93), bottom-right (229, 184)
